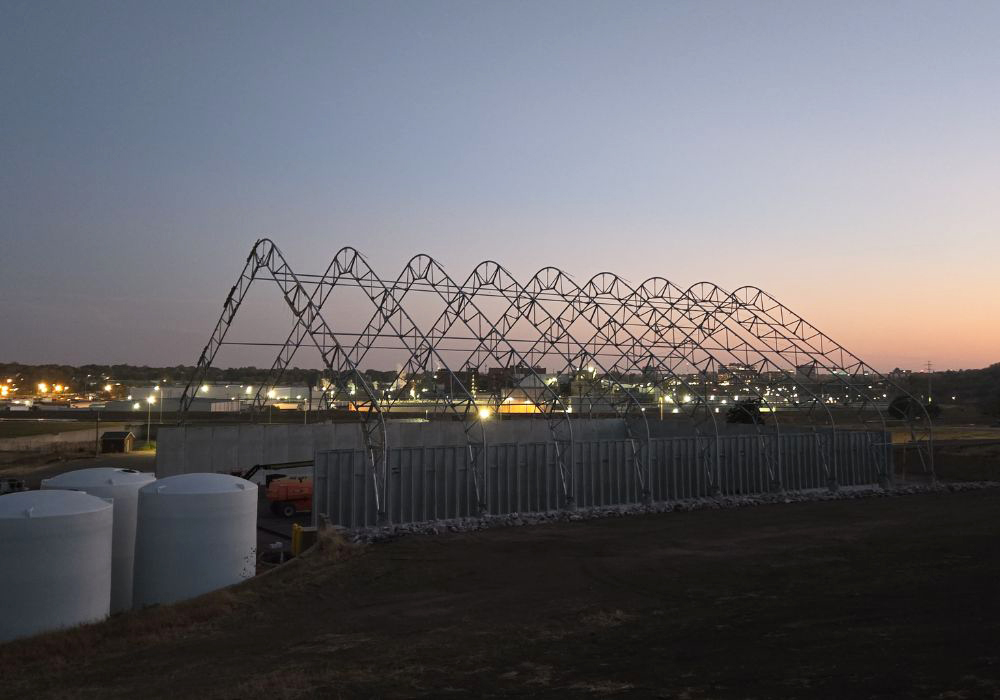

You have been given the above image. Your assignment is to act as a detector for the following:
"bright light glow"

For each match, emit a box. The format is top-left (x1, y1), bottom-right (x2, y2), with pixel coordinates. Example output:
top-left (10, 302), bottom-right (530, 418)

top-left (54, 384), bottom-right (64, 393)
top-left (154, 385), bottom-right (160, 391)
top-left (37, 382), bottom-right (49, 393)
top-left (267, 390), bottom-right (276, 399)
top-left (0, 386), bottom-right (7, 397)
top-left (104, 384), bottom-right (112, 392)
top-left (683, 394), bottom-right (692, 403)
top-left (132, 402), bottom-right (140, 410)
top-left (671, 407), bottom-right (679, 414)
top-left (245, 386), bottom-right (252, 395)
top-left (478, 407), bottom-right (492, 420)
top-left (146, 395), bottom-right (155, 405)
top-left (200, 385), bottom-right (209, 393)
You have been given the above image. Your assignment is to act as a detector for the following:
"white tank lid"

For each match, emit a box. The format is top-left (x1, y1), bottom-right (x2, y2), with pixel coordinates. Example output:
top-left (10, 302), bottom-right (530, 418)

top-left (0, 489), bottom-right (112, 520)
top-left (139, 473), bottom-right (256, 496)
top-left (42, 467), bottom-right (155, 489)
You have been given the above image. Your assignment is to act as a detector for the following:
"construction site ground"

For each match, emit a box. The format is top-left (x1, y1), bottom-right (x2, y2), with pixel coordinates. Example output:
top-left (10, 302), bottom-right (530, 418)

top-left (1, 486), bottom-right (998, 699)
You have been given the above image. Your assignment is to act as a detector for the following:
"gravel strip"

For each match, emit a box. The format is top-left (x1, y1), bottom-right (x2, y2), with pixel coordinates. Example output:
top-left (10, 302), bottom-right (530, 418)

top-left (336, 480), bottom-right (1000, 545)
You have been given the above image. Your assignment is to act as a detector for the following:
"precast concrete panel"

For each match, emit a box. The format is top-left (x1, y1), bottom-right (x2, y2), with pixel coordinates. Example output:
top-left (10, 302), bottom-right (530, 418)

top-left (210, 426), bottom-right (240, 473)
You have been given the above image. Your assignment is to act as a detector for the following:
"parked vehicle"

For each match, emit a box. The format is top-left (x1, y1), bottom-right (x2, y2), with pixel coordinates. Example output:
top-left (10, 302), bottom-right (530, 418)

top-left (234, 459), bottom-right (314, 518)
top-left (266, 477), bottom-right (312, 517)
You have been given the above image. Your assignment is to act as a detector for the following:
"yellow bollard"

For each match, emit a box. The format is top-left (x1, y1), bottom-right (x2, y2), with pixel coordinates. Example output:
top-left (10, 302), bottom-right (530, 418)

top-left (291, 523), bottom-right (318, 556)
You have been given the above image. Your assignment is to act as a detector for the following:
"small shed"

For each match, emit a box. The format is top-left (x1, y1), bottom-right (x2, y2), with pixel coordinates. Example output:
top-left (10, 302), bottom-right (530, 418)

top-left (100, 431), bottom-right (135, 454)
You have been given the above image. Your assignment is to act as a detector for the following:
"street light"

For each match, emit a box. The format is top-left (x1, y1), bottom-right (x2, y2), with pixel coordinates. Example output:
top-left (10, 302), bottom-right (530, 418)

top-left (146, 395), bottom-right (155, 448)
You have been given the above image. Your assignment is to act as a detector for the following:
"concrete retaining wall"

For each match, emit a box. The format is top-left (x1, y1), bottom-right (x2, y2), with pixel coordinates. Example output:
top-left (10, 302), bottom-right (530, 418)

top-left (0, 423), bottom-right (128, 453)
top-left (154, 418), bottom-right (632, 478)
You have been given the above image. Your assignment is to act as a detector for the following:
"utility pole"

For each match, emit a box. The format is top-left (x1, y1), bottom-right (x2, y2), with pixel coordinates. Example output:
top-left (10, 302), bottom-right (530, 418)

top-left (925, 360), bottom-right (933, 403)
top-left (94, 408), bottom-right (101, 457)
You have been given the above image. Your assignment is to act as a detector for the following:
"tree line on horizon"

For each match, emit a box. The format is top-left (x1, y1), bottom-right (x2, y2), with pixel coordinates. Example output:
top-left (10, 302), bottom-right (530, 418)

top-left (3, 361), bottom-right (1000, 417)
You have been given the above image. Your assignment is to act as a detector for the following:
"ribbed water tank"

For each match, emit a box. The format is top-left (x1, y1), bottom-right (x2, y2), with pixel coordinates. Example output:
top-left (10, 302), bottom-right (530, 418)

top-left (133, 473), bottom-right (257, 608)
top-left (41, 468), bottom-right (156, 613)
top-left (0, 490), bottom-right (113, 642)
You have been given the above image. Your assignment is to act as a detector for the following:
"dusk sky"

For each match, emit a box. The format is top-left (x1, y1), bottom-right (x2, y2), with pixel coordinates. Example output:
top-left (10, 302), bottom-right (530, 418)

top-left (2, 1), bottom-right (998, 371)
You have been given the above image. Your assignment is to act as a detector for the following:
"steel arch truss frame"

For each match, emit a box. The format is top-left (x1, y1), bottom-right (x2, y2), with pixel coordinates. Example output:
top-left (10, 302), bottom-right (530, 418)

top-left (180, 242), bottom-right (934, 519)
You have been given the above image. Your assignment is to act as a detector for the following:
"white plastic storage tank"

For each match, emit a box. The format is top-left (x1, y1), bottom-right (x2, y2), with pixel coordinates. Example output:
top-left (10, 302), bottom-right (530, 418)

top-left (41, 468), bottom-right (156, 613)
top-left (0, 490), bottom-right (113, 642)
top-left (133, 473), bottom-right (257, 608)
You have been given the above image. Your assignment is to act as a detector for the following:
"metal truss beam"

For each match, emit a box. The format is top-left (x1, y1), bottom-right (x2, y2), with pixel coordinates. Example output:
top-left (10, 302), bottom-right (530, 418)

top-left (179, 241), bottom-right (933, 520)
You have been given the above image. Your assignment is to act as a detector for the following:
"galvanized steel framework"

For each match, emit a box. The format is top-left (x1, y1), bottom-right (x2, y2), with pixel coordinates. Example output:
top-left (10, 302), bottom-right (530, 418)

top-left (180, 239), bottom-right (933, 519)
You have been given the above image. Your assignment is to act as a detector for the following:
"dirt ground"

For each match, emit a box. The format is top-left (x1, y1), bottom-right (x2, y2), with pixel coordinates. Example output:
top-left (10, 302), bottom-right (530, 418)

top-left (0, 451), bottom-right (156, 486)
top-left (2, 488), bottom-right (999, 699)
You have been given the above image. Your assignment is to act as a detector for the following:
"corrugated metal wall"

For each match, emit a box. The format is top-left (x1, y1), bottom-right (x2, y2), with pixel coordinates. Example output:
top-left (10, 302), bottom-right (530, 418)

top-left (314, 430), bottom-right (892, 528)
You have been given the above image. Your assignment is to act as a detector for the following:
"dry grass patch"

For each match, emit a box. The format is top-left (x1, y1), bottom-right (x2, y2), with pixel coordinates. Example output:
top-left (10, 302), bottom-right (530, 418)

top-left (0, 531), bottom-right (360, 674)
top-left (580, 608), bottom-right (638, 628)
top-left (213, 667), bottom-right (321, 700)
top-left (569, 679), bottom-right (635, 694)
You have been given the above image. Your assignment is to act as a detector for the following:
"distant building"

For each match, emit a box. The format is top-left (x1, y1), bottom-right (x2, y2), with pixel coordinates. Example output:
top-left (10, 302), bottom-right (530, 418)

top-left (487, 363), bottom-right (545, 380)
top-left (718, 363), bottom-right (757, 385)
top-left (505, 373), bottom-right (548, 406)
top-left (795, 362), bottom-right (819, 382)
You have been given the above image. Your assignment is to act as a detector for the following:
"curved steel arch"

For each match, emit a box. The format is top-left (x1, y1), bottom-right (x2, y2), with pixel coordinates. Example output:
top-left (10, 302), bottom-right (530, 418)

top-left (254, 246), bottom-right (490, 512)
top-left (613, 275), bottom-right (786, 489)
top-left (685, 281), bottom-right (904, 483)
top-left (385, 255), bottom-right (578, 508)
top-left (177, 239), bottom-right (390, 515)
top-left (634, 277), bottom-right (841, 486)
top-left (730, 284), bottom-right (932, 476)
top-left (471, 264), bottom-right (652, 499)
top-left (249, 245), bottom-right (360, 414)
top-left (179, 241), bottom-right (922, 516)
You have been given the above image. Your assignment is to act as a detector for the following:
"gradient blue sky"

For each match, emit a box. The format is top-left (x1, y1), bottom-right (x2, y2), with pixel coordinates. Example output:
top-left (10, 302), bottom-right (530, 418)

top-left (2, 1), bottom-right (998, 370)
